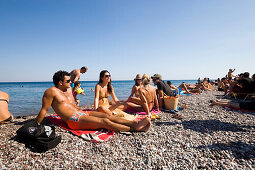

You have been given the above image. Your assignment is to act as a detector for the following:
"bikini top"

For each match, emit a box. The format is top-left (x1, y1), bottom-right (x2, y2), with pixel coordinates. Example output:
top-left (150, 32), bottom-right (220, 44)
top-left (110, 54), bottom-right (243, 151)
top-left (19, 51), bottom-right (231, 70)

top-left (99, 87), bottom-right (110, 100)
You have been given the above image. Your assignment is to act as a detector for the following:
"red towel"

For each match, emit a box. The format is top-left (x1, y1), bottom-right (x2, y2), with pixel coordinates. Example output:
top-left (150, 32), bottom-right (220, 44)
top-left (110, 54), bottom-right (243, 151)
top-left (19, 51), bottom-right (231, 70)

top-left (47, 114), bottom-right (114, 143)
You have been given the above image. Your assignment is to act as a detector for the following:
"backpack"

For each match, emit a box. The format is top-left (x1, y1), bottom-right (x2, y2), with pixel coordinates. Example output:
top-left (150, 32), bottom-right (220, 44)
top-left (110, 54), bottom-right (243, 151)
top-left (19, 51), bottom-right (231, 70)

top-left (16, 120), bottom-right (61, 152)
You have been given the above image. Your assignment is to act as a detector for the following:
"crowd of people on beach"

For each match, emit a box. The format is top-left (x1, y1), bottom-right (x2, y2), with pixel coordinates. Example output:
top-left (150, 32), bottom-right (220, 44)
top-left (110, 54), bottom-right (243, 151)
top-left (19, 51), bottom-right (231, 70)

top-left (210, 69), bottom-right (255, 111)
top-left (1, 67), bottom-right (255, 133)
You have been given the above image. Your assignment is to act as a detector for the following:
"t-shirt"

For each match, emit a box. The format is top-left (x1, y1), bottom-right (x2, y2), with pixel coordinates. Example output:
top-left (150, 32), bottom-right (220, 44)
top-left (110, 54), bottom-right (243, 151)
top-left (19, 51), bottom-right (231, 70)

top-left (237, 78), bottom-right (253, 93)
top-left (156, 80), bottom-right (172, 96)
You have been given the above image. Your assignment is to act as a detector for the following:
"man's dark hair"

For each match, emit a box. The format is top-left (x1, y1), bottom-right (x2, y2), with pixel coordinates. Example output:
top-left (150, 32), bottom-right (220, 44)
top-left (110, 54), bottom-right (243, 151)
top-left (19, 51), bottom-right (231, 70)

top-left (243, 72), bottom-right (250, 78)
top-left (53, 71), bottom-right (70, 87)
top-left (81, 66), bottom-right (87, 70)
top-left (167, 81), bottom-right (172, 85)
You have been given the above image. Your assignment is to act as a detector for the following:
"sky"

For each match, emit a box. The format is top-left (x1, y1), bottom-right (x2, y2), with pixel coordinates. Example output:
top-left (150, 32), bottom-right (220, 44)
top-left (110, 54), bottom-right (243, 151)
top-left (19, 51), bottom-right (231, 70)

top-left (0, 0), bottom-right (255, 82)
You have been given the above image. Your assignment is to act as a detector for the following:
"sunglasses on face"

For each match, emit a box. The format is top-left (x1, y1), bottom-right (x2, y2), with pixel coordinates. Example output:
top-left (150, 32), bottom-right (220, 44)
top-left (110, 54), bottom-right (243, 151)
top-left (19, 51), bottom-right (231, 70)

top-left (105, 75), bottom-right (111, 78)
top-left (65, 79), bottom-right (71, 83)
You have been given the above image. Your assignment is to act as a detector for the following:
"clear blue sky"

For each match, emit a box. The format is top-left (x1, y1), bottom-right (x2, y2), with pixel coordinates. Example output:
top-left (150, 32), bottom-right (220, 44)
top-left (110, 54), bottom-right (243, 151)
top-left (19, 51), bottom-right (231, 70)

top-left (0, 0), bottom-right (255, 82)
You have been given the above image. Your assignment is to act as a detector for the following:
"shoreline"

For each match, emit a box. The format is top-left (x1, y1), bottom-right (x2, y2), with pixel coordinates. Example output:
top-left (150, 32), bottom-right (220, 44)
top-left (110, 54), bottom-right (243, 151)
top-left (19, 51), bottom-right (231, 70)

top-left (1, 91), bottom-right (254, 169)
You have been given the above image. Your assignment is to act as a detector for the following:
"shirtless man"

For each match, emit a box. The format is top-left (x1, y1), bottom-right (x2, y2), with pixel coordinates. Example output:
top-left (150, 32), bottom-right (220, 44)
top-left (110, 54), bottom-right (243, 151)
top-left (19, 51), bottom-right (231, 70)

top-left (0, 91), bottom-right (14, 124)
top-left (228, 69), bottom-right (235, 80)
top-left (70, 66), bottom-right (88, 88)
top-left (36, 71), bottom-right (151, 132)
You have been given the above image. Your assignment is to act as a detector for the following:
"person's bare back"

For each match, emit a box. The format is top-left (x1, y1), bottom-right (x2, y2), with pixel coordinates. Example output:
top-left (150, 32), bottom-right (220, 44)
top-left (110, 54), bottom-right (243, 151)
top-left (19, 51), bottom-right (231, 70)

top-left (70, 69), bottom-right (81, 83)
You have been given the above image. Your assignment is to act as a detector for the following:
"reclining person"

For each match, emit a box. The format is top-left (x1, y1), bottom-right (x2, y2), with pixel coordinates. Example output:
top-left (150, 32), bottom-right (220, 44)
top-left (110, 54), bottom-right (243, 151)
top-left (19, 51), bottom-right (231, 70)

top-left (36, 71), bottom-right (151, 132)
top-left (0, 91), bottom-right (14, 124)
top-left (210, 99), bottom-right (255, 111)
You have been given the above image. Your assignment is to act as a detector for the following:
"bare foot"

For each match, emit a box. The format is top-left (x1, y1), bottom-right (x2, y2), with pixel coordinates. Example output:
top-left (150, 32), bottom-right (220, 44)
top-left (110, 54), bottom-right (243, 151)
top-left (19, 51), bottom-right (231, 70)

top-left (135, 117), bottom-right (150, 131)
top-left (209, 100), bottom-right (216, 106)
top-left (140, 120), bottom-right (151, 132)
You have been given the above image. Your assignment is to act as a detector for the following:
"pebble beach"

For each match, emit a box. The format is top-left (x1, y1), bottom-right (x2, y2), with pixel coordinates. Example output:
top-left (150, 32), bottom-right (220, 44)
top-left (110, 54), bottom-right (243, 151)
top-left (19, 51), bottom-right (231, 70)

top-left (0, 91), bottom-right (255, 169)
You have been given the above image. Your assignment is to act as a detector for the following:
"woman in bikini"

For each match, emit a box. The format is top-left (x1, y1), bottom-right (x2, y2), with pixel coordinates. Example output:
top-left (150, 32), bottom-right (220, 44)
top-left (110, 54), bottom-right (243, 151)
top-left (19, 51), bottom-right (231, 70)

top-left (127, 74), bottom-right (142, 104)
top-left (0, 91), bottom-right (14, 124)
top-left (126, 74), bottom-right (159, 116)
top-left (94, 70), bottom-right (123, 116)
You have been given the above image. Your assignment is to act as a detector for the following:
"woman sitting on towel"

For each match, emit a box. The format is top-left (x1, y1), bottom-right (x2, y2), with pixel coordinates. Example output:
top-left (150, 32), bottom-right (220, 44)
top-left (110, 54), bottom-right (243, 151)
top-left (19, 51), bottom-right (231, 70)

top-left (0, 91), bottom-right (14, 124)
top-left (94, 70), bottom-right (124, 116)
top-left (127, 74), bottom-right (142, 104)
top-left (126, 74), bottom-right (159, 116)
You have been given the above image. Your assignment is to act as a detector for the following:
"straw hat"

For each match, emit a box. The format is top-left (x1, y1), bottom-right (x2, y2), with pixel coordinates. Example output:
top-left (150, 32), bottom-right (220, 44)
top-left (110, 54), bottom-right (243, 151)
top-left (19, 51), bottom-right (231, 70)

top-left (134, 74), bottom-right (142, 80)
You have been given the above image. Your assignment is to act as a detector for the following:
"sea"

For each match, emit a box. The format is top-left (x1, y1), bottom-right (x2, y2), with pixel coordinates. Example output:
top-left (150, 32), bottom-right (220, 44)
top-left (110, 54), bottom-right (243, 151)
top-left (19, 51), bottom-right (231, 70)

top-left (0, 80), bottom-right (198, 117)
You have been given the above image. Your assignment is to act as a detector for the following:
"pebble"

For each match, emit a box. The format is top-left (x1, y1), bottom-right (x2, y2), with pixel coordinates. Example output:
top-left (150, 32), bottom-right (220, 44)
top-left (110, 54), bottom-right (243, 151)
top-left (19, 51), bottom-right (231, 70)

top-left (0, 91), bottom-right (254, 169)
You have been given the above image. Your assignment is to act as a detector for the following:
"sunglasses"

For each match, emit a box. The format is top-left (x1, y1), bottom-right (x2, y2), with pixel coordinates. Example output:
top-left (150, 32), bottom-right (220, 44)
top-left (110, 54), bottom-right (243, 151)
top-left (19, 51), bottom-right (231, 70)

top-left (105, 75), bottom-right (111, 78)
top-left (65, 79), bottom-right (71, 83)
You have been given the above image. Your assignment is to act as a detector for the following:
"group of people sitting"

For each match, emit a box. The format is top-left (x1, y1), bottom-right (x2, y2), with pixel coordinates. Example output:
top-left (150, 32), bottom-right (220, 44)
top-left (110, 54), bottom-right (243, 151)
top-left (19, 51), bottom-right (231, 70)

top-left (210, 69), bottom-right (255, 111)
top-left (216, 70), bottom-right (255, 97)
top-left (0, 67), bottom-right (194, 131)
top-left (5, 68), bottom-right (253, 132)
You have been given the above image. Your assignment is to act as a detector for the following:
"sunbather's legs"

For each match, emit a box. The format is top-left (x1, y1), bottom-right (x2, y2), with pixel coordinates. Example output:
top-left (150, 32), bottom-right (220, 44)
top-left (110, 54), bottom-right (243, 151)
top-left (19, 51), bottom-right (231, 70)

top-left (127, 96), bottom-right (141, 105)
top-left (190, 88), bottom-right (202, 93)
top-left (97, 106), bottom-right (113, 116)
top-left (179, 83), bottom-right (191, 94)
top-left (125, 102), bottom-right (144, 112)
top-left (80, 111), bottom-right (150, 132)
top-left (210, 100), bottom-right (240, 108)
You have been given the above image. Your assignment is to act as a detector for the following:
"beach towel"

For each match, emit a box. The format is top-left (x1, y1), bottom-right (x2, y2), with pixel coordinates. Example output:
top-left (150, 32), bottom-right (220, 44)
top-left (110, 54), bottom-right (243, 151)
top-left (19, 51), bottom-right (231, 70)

top-left (225, 107), bottom-right (255, 112)
top-left (174, 87), bottom-right (192, 96)
top-left (46, 115), bottom-right (114, 143)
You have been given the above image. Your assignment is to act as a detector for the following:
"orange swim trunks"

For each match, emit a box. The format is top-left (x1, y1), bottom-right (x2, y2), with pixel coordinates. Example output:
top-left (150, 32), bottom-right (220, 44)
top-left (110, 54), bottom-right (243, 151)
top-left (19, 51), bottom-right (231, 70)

top-left (66, 111), bottom-right (91, 129)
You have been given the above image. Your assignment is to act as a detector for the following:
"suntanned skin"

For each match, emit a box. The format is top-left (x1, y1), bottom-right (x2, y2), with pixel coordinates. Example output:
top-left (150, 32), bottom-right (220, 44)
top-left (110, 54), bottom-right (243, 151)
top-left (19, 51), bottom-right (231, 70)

top-left (210, 99), bottom-right (240, 108)
top-left (94, 72), bottom-right (122, 116)
top-left (127, 79), bottom-right (142, 105)
top-left (70, 67), bottom-right (87, 83)
top-left (126, 84), bottom-right (159, 116)
top-left (0, 91), bottom-right (13, 123)
top-left (153, 79), bottom-right (164, 109)
top-left (36, 75), bottom-right (151, 132)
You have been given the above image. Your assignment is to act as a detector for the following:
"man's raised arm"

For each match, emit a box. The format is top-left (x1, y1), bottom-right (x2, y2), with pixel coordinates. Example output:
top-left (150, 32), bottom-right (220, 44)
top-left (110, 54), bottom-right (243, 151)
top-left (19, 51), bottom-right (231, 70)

top-left (36, 89), bottom-right (54, 124)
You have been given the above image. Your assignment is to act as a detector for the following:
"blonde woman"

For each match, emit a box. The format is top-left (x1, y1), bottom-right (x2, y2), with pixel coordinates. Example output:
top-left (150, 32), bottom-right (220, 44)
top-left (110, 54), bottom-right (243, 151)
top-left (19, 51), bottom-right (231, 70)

top-left (126, 74), bottom-right (159, 116)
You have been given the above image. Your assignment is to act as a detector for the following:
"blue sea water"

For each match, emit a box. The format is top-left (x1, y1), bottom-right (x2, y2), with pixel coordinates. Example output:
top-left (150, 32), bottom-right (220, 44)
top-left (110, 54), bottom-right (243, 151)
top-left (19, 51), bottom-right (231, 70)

top-left (0, 80), bottom-right (198, 117)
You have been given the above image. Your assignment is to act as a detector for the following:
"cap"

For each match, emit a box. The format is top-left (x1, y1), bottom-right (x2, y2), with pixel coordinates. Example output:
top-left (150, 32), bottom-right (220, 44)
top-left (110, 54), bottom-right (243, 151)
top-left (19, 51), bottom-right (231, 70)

top-left (151, 74), bottom-right (162, 80)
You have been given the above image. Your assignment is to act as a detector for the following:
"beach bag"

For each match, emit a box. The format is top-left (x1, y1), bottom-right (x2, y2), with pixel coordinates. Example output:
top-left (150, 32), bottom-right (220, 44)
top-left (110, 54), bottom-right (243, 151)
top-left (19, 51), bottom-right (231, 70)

top-left (16, 120), bottom-right (61, 151)
top-left (163, 89), bottom-right (179, 110)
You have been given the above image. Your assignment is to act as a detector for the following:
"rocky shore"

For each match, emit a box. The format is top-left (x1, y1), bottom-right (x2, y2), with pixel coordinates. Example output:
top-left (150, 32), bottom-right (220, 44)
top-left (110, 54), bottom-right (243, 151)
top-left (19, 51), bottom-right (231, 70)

top-left (0, 91), bottom-right (254, 169)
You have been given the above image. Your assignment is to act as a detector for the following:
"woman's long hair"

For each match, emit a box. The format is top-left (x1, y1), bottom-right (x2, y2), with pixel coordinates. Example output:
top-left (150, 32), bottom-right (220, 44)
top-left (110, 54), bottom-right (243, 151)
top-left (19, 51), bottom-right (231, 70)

top-left (99, 70), bottom-right (113, 93)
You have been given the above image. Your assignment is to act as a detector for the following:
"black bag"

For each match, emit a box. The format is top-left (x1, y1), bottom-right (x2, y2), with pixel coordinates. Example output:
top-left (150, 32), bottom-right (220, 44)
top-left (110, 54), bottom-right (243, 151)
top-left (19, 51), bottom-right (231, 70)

top-left (16, 120), bottom-right (61, 151)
